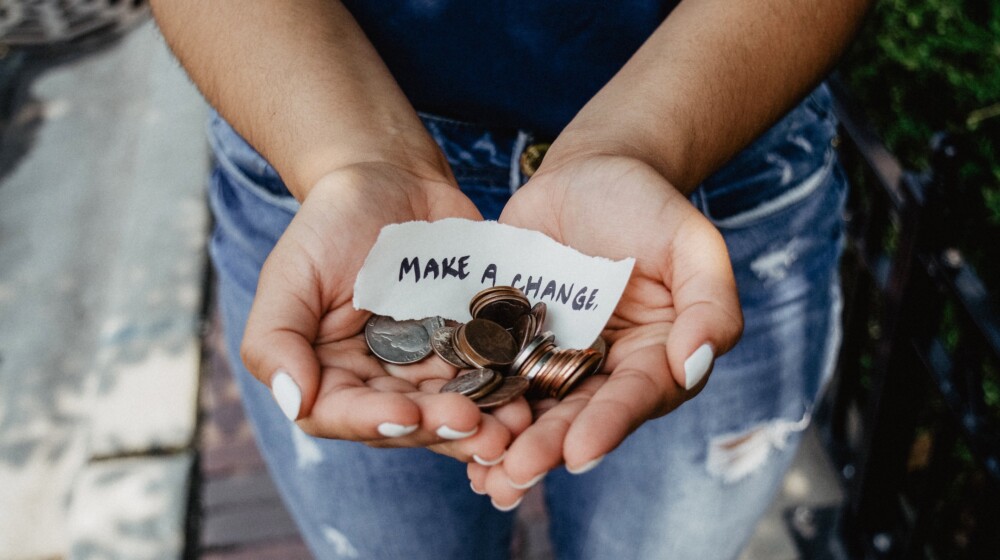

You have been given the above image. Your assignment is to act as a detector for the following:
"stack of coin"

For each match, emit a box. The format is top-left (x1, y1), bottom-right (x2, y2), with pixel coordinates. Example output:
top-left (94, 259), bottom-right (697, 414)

top-left (510, 332), bottom-right (605, 399)
top-left (364, 285), bottom-right (606, 405)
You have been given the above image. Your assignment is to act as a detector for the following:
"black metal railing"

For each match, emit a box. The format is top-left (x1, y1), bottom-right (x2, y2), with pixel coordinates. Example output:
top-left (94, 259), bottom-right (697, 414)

top-left (814, 78), bottom-right (1000, 559)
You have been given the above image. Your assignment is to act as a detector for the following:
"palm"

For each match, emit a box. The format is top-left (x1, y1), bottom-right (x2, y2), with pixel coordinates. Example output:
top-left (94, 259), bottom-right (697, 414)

top-left (471, 155), bottom-right (742, 501)
top-left (243, 163), bottom-right (530, 461)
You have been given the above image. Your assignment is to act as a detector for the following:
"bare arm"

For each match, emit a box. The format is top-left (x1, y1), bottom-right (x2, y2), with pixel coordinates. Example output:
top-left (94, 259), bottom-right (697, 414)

top-left (149, 2), bottom-right (529, 460)
top-left (476, 0), bottom-right (871, 506)
top-left (543, 0), bottom-right (872, 192)
top-left (149, 0), bottom-right (451, 199)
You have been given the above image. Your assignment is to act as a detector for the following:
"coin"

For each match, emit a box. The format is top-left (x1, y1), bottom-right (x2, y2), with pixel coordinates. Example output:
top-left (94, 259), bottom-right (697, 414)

top-left (475, 299), bottom-right (530, 330)
top-left (556, 351), bottom-right (602, 399)
top-left (440, 368), bottom-right (499, 397)
top-left (590, 335), bottom-right (608, 373)
top-left (476, 376), bottom-right (530, 409)
top-left (466, 368), bottom-right (505, 400)
top-left (470, 286), bottom-right (531, 330)
top-left (529, 302), bottom-right (546, 337)
top-left (512, 313), bottom-right (537, 350)
top-left (422, 316), bottom-right (446, 337)
top-left (430, 326), bottom-right (472, 369)
top-left (456, 319), bottom-right (518, 368)
top-left (364, 315), bottom-right (432, 364)
top-left (511, 331), bottom-right (555, 376)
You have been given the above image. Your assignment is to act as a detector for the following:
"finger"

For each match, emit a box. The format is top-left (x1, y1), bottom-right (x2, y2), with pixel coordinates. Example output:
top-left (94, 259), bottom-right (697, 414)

top-left (481, 463), bottom-right (531, 511)
top-left (382, 355), bottom-right (459, 385)
top-left (467, 463), bottom-right (489, 495)
top-left (299, 367), bottom-right (424, 440)
top-left (485, 397), bottom-right (533, 437)
top-left (494, 378), bottom-right (602, 488)
top-left (428, 413), bottom-right (511, 465)
top-left (241, 246), bottom-right (327, 422)
top-left (666, 221), bottom-right (743, 390)
top-left (561, 346), bottom-right (684, 468)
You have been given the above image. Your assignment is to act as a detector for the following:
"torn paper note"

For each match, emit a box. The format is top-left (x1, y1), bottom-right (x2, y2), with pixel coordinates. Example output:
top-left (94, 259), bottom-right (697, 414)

top-left (353, 218), bottom-right (635, 349)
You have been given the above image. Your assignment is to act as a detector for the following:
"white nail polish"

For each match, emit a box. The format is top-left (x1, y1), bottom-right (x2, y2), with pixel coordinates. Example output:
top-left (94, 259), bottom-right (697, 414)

top-left (684, 344), bottom-right (714, 390)
top-left (491, 497), bottom-right (523, 512)
top-left (473, 452), bottom-right (506, 466)
top-left (470, 481), bottom-right (486, 495)
top-left (567, 455), bottom-right (605, 475)
top-left (377, 422), bottom-right (418, 438)
top-left (509, 472), bottom-right (545, 490)
top-left (271, 371), bottom-right (302, 421)
top-left (437, 425), bottom-right (478, 440)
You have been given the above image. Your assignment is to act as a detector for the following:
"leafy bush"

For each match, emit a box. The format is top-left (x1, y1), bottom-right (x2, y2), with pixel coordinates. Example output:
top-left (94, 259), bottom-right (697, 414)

top-left (839, 0), bottom-right (1000, 280)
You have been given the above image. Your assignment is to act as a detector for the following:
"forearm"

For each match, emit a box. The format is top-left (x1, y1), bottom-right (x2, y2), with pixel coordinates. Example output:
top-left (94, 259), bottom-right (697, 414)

top-left (150, 0), bottom-right (450, 199)
top-left (543, 0), bottom-right (871, 193)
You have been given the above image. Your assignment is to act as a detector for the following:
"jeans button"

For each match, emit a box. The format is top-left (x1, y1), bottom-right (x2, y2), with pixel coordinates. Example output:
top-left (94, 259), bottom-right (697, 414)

top-left (519, 142), bottom-right (550, 178)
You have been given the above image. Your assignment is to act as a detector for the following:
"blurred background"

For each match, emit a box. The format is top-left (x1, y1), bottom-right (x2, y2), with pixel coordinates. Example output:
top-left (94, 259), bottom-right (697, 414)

top-left (0, 1), bottom-right (996, 559)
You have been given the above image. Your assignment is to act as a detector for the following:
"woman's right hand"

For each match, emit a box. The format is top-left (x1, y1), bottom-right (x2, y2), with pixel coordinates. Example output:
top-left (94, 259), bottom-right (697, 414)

top-left (240, 162), bottom-right (532, 465)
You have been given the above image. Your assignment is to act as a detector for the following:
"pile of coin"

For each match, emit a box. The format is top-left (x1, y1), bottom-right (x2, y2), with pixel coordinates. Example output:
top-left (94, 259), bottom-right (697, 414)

top-left (364, 286), bottom-right (606, 407)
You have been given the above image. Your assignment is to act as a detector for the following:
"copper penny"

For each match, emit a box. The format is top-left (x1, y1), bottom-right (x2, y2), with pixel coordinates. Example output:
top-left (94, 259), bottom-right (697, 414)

top-left (476, 376), bottom-right (530, 409)
top-left (529, 302), bottom-right (547, 337)
top-left (474, 298), bottom-right (530, 330)
top-left (430, 326), bottom-right (472, 369)
top-left (460, 319), bottom-right (518, 368)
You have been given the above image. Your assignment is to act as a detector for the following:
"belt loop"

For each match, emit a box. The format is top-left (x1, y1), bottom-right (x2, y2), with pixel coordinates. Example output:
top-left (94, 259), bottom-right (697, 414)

top-left (510, 130), bottom-right (532, 194)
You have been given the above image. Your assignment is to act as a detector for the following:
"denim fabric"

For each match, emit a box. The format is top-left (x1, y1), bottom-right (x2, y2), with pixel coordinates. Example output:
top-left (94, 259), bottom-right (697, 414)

top-left (206, 84), bottom-right (846, 559)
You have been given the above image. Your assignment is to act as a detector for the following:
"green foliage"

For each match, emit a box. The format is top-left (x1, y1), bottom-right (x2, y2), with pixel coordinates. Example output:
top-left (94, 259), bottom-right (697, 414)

top-left (840, 0), bottom-right (1000, 280)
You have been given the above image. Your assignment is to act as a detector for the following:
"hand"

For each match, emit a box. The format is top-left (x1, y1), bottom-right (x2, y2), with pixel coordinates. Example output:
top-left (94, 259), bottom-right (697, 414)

top-left (240, 162), bottom-right (532, 463)
top-left (469, 155), bottom-right (743, 507)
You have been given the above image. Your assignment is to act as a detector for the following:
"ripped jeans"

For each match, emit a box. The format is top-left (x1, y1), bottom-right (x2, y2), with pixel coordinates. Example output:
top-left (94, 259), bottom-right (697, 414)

top-left (206, 84), bottom-right (846, 560)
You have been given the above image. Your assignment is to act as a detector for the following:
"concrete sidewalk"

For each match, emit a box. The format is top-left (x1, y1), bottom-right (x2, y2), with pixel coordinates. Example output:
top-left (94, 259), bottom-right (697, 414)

top-left (0, 22), bottom-right (843, 560)
top-left (0, 22), bottom-right (209, 558)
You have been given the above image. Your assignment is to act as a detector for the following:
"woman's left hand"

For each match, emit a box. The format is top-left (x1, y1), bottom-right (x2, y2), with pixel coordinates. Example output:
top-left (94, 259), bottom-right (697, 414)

top-left (468, 155), bottom-right (744, 507)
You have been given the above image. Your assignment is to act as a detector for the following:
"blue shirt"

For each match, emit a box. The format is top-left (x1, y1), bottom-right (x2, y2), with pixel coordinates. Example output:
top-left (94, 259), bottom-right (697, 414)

top-left (342, 1), bottom-right (678, 138)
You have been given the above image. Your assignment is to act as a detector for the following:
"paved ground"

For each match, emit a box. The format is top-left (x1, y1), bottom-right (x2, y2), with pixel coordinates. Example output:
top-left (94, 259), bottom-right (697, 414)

top-left (0, 22), bottom-right (844, 559)
top-left (0, 22), bottom-right (208, 559)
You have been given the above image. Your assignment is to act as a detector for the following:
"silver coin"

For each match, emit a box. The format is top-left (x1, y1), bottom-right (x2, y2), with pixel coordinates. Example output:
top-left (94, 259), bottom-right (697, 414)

top-left (364, 315), bottom-right (432, 364)
top-left (510, 331), bottom-right (555, 376)
top-left (422, 316), bottom-right (446, 336)
top-left (430, 326), bottom-right (472, 369)
top-left (440, 368), bottom-right (498, 397)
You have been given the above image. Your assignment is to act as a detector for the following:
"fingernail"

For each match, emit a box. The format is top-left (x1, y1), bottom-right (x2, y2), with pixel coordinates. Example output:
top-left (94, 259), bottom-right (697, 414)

top-left (470, 481), bottom-right (486, 495)
top-left (567, 455), bottom-right (605, 475)
top-left (377, 422), bottom-right (418, 438)
top-left (509, 472), bottom-right (545, 490)
top-left (684, 344), bottom-right (714, 390)
top-left (473, 452), bottom-right (506, 467)
top-left (271, 371), bottom-right (302, 421)
top-left (437, 425), bottom-right (478, 440)
top-left (491, 496), bottom-right (523, 512)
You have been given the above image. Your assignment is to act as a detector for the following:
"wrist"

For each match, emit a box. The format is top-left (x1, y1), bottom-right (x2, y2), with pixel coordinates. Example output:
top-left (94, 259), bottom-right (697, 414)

top-left (540, 114), bottom-right (699, 195)
top-left (286, 120), bottom-right (455, 201)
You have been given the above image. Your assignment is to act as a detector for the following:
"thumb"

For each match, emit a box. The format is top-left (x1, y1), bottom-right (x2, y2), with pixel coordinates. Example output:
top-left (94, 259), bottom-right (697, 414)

top-left (240, 248), bottom-right (324, 421)
top-left (665, 224), bottom-right (743, 391)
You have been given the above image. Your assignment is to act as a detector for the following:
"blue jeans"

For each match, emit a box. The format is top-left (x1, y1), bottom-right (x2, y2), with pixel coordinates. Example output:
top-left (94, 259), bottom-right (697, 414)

top-left (207, 85), bottom-right (846, 560)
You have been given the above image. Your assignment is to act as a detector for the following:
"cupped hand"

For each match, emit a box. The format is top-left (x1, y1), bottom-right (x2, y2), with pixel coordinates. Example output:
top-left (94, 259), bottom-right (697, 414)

top-left (473, 155), bottom-right (743, 507)
top-left (240, 162), bottom-right (532, 463)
